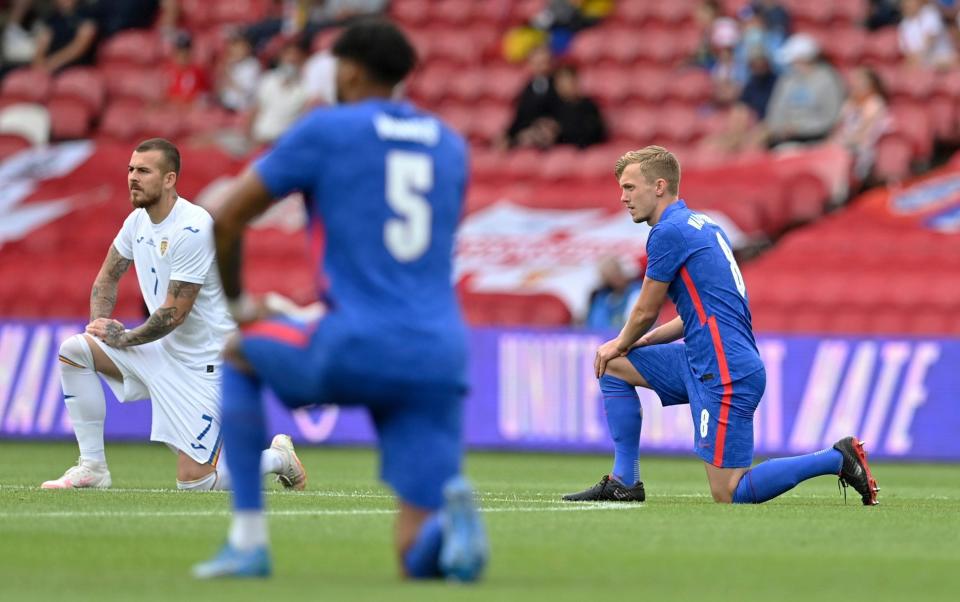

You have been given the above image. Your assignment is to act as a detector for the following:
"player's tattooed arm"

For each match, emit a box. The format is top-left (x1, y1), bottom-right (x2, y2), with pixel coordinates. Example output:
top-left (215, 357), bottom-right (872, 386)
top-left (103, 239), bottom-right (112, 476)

top-left (103, 280), bottom-right (201, 347)
top-left (90, 245), bottom-right (133, 321)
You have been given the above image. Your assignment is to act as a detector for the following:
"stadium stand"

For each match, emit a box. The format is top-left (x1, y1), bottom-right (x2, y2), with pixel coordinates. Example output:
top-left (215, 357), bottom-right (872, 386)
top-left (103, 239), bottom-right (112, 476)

top-left (0, 0), bottom-right (956, 335)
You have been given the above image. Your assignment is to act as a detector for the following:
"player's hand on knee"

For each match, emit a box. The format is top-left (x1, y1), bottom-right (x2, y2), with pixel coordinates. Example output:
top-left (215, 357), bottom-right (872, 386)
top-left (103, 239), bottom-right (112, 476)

top-left (595, 338), bottom-right (628, 378)
top-left (85, 318), bottom-right (126, 344)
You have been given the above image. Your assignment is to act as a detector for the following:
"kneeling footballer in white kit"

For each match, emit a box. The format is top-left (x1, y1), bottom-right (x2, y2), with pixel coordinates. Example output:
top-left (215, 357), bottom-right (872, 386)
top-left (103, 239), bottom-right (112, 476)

top-left (42, 138), bottom-right (307, 492)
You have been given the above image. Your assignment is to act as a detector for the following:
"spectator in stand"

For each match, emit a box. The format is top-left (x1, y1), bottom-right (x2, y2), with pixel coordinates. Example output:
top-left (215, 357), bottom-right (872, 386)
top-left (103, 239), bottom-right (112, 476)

top-left (3, 0), bottom-right (39, 64)
top-left (552, 63), bottom-right (606, 148)
top-left (584, 256), bottom-right (643, 331)
top-left (246, 1), bottom-right (386, 53)
top-left (690, 0), bottom-right (722, 68)
top-left (764, 33), bottom-right (844, 147)
top-left (709, 17), bottom-right (744, 107)
top-left (94, 0), bottom-right (160, 38)
top-left (215, 30), bottom-right (262, 113)
top-left (831, 67), bottom-right (890, 181)
top-left (735, 4), bottom-right (786, 75)
top-left (501, 45), bottom-right (559, 149)
top-left (739, 50), bottom-right (777, 119)
top-left (866, 0), bottom-right (900, 29)
top-left (697, 102), bottom-right (766, 158)
top-left (250, 35), bottom-right (310, 144)
top-left (303, 30), bottom-right (339, 106)
top-left (748, 0), bottom-right (790, 41)
top-left (165, 30), bottom-right (208, 105)
top-left (530, 0), bottom-right (603, 55)
top-left (899, 0), bottom-right (957, 68)
top-left (31, 0), bottom-right (97, 73)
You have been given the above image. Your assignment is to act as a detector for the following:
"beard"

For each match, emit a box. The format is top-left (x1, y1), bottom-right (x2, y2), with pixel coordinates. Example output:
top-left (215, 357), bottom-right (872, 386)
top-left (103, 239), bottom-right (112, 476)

top-left (129, 187), bottom-right (161, 209)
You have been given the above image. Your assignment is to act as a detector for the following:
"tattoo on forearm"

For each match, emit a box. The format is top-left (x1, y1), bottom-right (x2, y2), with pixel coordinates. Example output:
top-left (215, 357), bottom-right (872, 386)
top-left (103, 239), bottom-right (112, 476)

top-left (90, 247), bottom-right (132, 321)
top-left (116, 281), bottom-right (201, 347)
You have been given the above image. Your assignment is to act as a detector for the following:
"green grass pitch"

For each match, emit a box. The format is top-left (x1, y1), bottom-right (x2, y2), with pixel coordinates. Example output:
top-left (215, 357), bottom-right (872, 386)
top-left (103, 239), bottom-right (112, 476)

top-left (1, 441), bottom-right (958, 602)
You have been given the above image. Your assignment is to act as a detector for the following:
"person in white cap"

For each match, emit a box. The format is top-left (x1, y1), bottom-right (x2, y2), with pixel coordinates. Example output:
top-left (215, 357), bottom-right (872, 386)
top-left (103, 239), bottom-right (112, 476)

top-left (763, 32), bottom-right (844, 147)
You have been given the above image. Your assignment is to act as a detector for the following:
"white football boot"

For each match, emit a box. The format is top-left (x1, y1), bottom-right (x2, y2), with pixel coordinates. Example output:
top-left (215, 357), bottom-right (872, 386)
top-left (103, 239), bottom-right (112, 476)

top-left (270, 434), bottom-right (307, 491)
top-left (41, 458), bottom-right (112, 489)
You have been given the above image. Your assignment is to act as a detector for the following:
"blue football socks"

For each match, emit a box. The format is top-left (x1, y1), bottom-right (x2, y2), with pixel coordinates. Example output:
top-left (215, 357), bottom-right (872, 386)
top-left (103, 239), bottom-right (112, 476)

top-left (221, 363), bottom-right (266, 511)
top-left (403, 512), bottom-right (444, 578)
top-left (599, 374), bottom-right (642, 486)
top-left (733, 447), bottom-right (843, 504)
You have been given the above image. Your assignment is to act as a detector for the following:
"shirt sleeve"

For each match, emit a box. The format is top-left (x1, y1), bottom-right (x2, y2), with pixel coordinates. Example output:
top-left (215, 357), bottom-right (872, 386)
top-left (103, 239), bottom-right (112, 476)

top-left (644, 223), bottom-right (687, 283)
top-left (253, 110), bottom-right (325, 199)
top-left (111, 211), bottom-right (137, 259)
top-left (168, 216), bottom-right (214, 284)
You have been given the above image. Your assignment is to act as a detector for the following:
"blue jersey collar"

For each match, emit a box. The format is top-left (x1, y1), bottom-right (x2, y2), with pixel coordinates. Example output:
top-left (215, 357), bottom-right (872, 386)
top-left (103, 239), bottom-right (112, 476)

top-left (660, 199), bottom-right (687, 221)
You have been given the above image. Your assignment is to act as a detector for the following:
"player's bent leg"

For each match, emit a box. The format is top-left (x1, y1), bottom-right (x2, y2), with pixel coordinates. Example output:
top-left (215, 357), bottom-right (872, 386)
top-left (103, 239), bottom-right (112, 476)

top-left (42, 334), bottom-right (114, 489)
top-left (176, 451), bottom-right (219, 490)
top-left (399, 478), bottom-right (488, 583)
top-left (704, 462), bottom-right (749, 503)
top-left (603, 355), bottom-right (651, 388)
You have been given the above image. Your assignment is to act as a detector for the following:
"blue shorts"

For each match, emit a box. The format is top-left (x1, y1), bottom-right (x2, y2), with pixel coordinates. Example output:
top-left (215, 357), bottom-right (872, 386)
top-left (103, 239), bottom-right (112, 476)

top-left (240, 317), bottom-right (464, 510)
top-left (626, 344), bottom-right (765, 468)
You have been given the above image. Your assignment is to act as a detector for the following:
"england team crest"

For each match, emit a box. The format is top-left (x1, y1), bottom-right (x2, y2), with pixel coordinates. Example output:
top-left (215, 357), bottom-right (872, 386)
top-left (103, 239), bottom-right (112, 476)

top-left (159, 238), bottom-right (169, 256)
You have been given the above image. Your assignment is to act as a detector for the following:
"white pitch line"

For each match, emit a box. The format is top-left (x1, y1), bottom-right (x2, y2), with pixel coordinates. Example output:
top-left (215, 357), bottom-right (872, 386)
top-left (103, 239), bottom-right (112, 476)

top-left (0, 484), bottom-right (673, 504)
top-left (0, 503), bottom-right (642, 519)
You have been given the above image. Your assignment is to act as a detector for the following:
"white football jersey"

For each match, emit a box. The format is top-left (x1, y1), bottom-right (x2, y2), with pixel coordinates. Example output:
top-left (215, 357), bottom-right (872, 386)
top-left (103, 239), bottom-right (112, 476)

top-left (112, 197), bottom-right (235, 367)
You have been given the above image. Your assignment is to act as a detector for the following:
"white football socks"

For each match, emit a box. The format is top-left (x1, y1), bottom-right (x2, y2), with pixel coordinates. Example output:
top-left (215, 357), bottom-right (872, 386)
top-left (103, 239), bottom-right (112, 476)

top-left (59, 335), bottom-right (107, 464)
top-left (229, 511), bottom-right (268, 551)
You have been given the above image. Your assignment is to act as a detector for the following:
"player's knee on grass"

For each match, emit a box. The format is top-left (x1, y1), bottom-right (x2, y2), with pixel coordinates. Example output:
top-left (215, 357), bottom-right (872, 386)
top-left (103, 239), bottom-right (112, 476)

top-left (177, 452), bottom-right (217, 484)
top-left (177, 471), bottom-right (218, 491)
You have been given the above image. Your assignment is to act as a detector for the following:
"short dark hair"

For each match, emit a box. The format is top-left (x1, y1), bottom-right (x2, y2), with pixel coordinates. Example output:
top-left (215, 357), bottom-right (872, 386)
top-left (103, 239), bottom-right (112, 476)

top-left (332, 18), bottom-right (417, 87)
top-left (135, 138), bottom-right (181, 176)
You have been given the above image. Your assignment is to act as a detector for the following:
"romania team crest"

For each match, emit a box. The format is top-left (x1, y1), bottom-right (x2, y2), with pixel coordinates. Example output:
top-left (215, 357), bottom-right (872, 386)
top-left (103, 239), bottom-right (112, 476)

top-left (159, 238), bottom-right (169, 256)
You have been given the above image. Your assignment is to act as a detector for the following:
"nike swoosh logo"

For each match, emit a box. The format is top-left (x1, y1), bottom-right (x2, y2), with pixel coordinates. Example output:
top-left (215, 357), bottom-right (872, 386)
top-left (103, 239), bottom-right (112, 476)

top-left (183, 226), bottom-right (199, 233)
top-left (64, 395), bottom-right (75, 399)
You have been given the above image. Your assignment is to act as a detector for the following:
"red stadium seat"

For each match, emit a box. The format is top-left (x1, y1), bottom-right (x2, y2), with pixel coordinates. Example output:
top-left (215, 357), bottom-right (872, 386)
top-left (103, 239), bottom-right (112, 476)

top-left (179, 0), bottom-right (216, 29)
top-left (434, 0), bottom-right (473, 26)
top-left (97, 30), bottom-right (162, 68)
top-left (102, 66), bottom-right (166, 104)
top-left (888, 103), bottom-right (933, 161)
top-left (821, 27), bottom-right (867, 67)
top-left (0, 68), bottom-right (52, 104)
top-left (391, 0), bottom-right (430, 26)
top-left (98, 101), bottom-right (145, 141)
top-left (213, 0), bottom-right (269, 24)
top-left (52, 67), bottom-right (106, 113)
top-left (663, 69), bottom-right (712, 105)
top-left (834, 0), bottom-right (868, 23)
top-left (873, 132), bottom-right (914, 182)
top-left (47, 97), bottom-right (93, 140)
top-left (863, 28), bottom-right (901, 64)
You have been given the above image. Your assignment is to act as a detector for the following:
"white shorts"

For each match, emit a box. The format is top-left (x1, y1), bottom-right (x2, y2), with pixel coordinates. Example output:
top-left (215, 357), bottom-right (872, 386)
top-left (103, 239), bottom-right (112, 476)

top-left (88, 336), bottom-right (223, 465)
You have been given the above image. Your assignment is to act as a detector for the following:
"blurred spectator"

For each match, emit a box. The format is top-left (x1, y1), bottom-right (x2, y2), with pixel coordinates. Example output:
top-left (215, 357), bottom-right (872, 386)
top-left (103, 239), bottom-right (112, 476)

top-left (32, 0), bottom-right (97, 73)
top-left (94, 0), bottom-right (160, 38)
top-left (690, 0), bottom-right (722, 68)
top-left (316, 0), bottom-right (387, 23)
top-left (250, 35), bottom-right (310, 144)
top-left (866, 0), bottom-right (901, 30)
top-left (739, 50), bottom-right (777, 119)
top-left (530, 0), bottom-right (602, 55)
top-left (735, 4), bottom-right (786, 74)
top-left (710, 17), bottom-right (744, 106)
top-left (501, 45), bottom-right (559, 148)
top-left (899, 0), bottom-right (957, 68)
top-left (215, 30), bottom-right (261, 112)
top-left (764, 33), bottom-right (844, 147)
top-left (748, 0), bottom-right (790, 41)
top-left (165, 30), bottom-right (208, 105)
top-left (552, 63), bottom-right (606, 148)
top-left (698, 102), bottom-right (766, 157)
top-left (3, 0), bottom-right (39, 64)
top-left (303, 32), bottom-right (338, 106)
top-left (831, 67), bottom-right (890, 180)
top-left (583, 257), bottom-right (642, 331)
top-left (246, 0), bottom-right (385, 53)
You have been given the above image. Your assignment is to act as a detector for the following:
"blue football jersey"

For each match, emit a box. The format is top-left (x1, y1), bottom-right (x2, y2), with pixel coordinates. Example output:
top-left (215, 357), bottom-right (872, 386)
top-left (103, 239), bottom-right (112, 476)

top-left (253, 98), bottom-right (469, 387)
top-left (644, 200), bottom-right (764, 391)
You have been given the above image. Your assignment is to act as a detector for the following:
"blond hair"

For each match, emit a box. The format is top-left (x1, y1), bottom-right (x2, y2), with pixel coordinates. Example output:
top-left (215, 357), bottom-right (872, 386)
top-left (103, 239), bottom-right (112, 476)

top-left (614, 146), bottom-right (681, 195)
